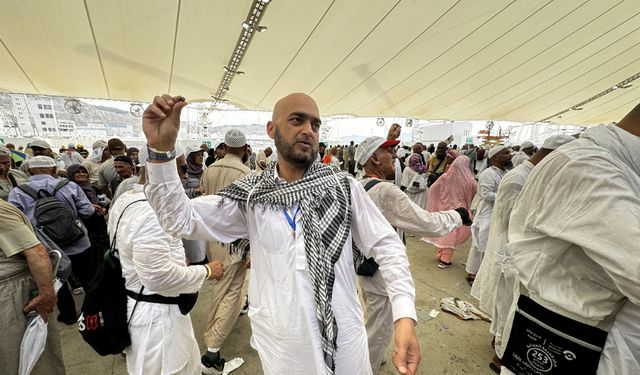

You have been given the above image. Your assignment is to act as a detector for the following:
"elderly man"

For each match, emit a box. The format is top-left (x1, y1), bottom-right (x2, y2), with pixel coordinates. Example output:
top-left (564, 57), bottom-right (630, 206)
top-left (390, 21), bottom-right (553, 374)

top-left (465, 146), bottom-right (512, 285)
top-left (98, 138), bottom-right (127, 197)
top-left (519, 141), bottom-right (535, 157)
top-left (354, 136), bottom-right (471, 374)
top-left (470, 135), bottom-right (574, 372)
top-left (108, 148), bottom-right (224, 375)
top-left (111, 156), bottom-right (140, 205)
top-left (0, 199), bottom-right (64, 374)
top-left (0, 146), bottom-right (28, 200)
top-left (511, 140), bottom-right (535, 167)
top-left (111, 155), bottom-right (136, 197)
top-left (8, 156), bottom-right (97, 324)
top-left (427, 141), bottom-right (449, 185)
top-left (199, 129), bottom-right (252, 373)
top-left (20, 140), bottom-right (54, 175)
top-left (500, 106), bottom-right (640, 374)
top-left (141, 93), bottom-right (420, 375)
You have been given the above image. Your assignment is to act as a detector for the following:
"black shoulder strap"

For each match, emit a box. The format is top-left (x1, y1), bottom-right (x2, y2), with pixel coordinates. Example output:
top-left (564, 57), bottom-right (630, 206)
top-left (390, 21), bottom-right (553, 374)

top-left (108, 198), bottom-right (147, 326)
top-left (429, 158), bottom-right (445, 175)
top-left (53, 180), bottom-right (69, 194)
top-left (8, 172), bottom-right (18, 188)
top-left (364, 178), bottom-right (383, 192)
top-left (110, 199), bottom-right (148, 250)
top-left (17, 183), bottom-right (39, 200)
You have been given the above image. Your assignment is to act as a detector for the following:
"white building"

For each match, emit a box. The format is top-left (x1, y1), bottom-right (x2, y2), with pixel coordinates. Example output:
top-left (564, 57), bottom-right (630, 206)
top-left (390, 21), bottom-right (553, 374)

top-left (10, 94), bottom-right (59, 136)
top-left (76, 123), bottom-right (108, 138)
top-left (57, 119), bottom-right (75, 134)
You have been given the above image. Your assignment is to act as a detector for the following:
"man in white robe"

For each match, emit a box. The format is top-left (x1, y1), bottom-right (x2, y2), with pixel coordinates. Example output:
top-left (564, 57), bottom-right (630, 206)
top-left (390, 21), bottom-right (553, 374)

top-left (470, 135), bottom-right (574, 372)
top-left (500, 106), bottom-right (640, 374)
top-left (354, 136), bottom-right (470, 373)
top-left (141, 93), bottom-right (421, 375)
top-left (108, 149), bottom-right (224, 375)
top-left (465, 146), bottom-right (512, 284)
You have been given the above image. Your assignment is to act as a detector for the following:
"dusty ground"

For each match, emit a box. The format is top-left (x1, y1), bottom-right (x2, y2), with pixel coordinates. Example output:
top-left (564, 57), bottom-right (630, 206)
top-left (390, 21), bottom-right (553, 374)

top-left (59, 236), bottom-right (495, 374)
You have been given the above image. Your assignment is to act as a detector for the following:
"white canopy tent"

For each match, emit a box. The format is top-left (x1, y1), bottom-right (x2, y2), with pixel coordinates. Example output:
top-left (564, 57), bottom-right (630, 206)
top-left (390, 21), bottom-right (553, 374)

top-left (1, 0), bottom-right (639, 125)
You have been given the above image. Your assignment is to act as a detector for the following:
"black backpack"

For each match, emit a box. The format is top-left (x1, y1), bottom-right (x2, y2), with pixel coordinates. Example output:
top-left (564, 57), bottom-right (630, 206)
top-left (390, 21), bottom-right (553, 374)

top-left (79, 199), bottom-right (145, 356)
top-left (18, 181), bottom-right (85, 246)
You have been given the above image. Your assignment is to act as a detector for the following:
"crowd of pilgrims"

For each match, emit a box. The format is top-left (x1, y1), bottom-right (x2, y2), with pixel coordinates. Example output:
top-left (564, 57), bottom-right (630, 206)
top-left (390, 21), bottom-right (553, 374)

top-left (0, 105), bottom-right (638, 375)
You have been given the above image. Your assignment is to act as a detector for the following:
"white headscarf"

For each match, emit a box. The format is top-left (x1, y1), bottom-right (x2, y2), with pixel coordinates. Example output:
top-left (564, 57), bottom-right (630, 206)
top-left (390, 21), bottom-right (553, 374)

top-left (88, 140), bottom-right (107, 163)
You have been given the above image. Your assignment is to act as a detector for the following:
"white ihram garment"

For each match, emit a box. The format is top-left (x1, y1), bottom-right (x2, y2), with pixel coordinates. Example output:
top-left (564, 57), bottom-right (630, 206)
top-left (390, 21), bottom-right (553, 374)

top-left (466, 166), bottom-right (505, 274)
top-left (145, 161), bottom-right (417, 375)
top-left (359, 179), bottom-right (461, 373)
top-left (471, 161), bottom-right (533, 355)
top-left (502, 124), bottom-right (640, 373)
top-left (108, 184), bottom-right (207, 375)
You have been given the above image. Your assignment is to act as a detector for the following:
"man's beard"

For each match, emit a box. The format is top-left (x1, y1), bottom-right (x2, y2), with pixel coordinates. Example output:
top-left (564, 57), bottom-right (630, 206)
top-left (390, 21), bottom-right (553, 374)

top-left (274, 127), bottom-right (318, 169)
top-left (436, 153), bottom-right (445, 160)
top-left (504, 160), bottom-right (513, 170)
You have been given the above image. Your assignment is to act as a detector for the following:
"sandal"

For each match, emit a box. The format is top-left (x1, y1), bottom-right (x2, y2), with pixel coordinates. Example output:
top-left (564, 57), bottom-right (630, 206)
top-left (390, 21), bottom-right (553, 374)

top-left (489, 362), bottom-right (500, 374)
top-left (466, 274), bottom-right (475, 286)
top-left (489, 354), bottom-right (502, 374)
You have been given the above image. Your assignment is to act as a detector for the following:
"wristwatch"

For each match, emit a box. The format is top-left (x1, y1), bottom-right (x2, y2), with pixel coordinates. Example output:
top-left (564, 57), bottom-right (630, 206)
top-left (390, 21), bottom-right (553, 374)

top-left (147, 145), bottom-right (176, 162)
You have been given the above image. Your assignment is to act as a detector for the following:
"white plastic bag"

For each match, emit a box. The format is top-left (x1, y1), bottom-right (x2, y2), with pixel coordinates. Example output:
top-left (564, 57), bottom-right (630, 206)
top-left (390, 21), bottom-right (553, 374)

top-left (19, 313), bottom-right (48, 375)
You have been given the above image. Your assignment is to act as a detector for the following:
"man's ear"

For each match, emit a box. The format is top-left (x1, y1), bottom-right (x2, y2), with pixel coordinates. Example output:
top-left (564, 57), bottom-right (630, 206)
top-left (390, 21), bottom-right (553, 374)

top-left (267, 121), bottom-right (275, 140)
top-left (371, 152), bottom-right (380, 165)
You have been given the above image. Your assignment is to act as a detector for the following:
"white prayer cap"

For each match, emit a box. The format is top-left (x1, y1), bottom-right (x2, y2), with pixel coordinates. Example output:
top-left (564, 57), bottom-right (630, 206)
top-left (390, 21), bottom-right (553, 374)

top-left (28, 155), bottom-right (56, 168)
top-left (488, 145), bottom-right (508, 160)
top-left (542, 134), bottom-right (575, 150)
top-left (521, 141), bottom-right (534, 149)
top-left (354, 136), bottom-right (400, 166)
top-left (29, 139), bottom-right (51, 149)
top-left (224, 129), bottom-right (247, 148)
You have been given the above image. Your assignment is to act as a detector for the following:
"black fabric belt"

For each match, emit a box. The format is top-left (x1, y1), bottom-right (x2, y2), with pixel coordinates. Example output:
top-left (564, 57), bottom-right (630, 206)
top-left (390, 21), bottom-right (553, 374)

top-left (126, 289), bottom-right (198, 315)
top-left (126, 289), bottom-right (181, 305)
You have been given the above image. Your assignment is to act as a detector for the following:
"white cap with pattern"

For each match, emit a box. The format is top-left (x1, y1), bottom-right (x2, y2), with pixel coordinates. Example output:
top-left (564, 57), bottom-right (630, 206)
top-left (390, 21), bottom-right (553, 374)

top-left (28, 156), bottom-right (57, 168)
top-left (224, 129), bottom-right (247, 148)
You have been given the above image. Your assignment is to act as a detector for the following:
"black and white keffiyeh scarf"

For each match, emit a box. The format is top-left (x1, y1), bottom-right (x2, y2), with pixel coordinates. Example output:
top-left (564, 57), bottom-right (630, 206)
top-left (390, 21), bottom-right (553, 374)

top-left (218, 161), bottom-right (360, 374)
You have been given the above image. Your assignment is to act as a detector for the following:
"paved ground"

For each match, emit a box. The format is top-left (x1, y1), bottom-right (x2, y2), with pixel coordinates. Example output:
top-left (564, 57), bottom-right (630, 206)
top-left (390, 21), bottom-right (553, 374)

top-left (59, 236), bottom-right (495, 374)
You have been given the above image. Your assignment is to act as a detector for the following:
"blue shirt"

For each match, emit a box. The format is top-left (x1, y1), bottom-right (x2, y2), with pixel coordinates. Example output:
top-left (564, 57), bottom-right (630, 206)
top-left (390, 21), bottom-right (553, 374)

top-left (8, 174), bottom-right (95, 255)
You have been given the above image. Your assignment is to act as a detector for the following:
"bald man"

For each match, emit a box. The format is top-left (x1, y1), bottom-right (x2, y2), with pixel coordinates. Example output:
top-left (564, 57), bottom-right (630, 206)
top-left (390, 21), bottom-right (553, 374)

top-left (141, 93), bottom-right (420, 375)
